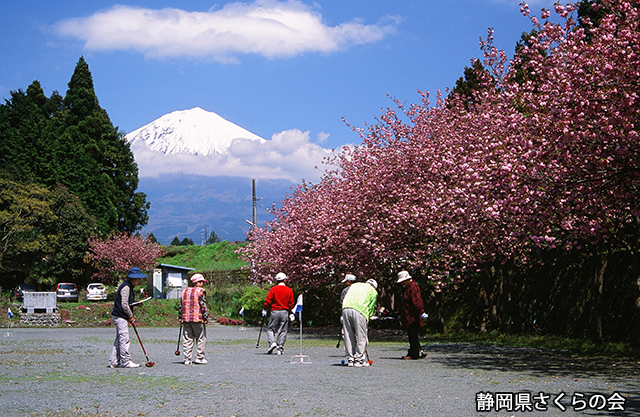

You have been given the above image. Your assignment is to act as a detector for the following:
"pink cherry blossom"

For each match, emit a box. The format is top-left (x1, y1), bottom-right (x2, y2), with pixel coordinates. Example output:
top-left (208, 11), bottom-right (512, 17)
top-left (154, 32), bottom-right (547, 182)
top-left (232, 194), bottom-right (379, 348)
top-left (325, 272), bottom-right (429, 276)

top-left (239, 1), bottom-right (640, 291)
top-left (88, 232), bottom-right (165, 284)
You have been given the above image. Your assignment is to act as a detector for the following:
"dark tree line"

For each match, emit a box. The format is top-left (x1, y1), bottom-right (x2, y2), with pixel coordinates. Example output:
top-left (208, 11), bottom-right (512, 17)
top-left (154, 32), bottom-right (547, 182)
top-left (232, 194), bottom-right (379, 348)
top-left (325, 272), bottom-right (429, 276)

top-left (169, 231), bottom-right (220, 246)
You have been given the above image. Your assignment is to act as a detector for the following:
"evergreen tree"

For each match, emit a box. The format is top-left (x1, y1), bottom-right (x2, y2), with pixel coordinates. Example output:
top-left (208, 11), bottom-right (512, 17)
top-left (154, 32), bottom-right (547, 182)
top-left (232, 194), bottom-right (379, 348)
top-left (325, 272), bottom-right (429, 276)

top-left (447, 60), bottom-right (493, 110)
top-left (180, 237), bottom-right (194, 246)
top-left (0, 57), bottom-right (149, 234)
top-left (206, 231), bottom-right (221, 244)
top-left (63, 57), bottom-right (99, 125)
top-left (61, 57), bottom-right (149, 233)
top-left (0, 81), bottom-right (60, 183)
top-left (170, 237), bottom-right (181, 246)
top-left (512, 29), bottom-right (547, 87)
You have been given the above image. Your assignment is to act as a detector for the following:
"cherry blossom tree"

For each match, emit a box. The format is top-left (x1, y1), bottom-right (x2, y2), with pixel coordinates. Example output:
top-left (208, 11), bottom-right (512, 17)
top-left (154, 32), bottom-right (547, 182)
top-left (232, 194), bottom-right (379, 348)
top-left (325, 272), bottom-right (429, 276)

top-left (239, 0), bottom-right (640, 310)
top-left (87, 231), bottom-right (165, 285)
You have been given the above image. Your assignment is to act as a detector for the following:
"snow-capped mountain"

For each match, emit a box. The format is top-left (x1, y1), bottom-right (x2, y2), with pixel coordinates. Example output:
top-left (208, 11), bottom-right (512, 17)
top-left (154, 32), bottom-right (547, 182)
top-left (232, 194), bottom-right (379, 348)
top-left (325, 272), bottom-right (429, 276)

top-left (126, 107), bottom-right (264, 156)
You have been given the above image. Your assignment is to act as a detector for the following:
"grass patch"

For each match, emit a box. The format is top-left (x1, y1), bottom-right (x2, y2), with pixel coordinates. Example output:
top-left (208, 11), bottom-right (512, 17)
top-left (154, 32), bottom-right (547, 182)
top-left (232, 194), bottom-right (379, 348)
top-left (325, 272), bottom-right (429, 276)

top-left (159, 241), bottom-right (248, 271)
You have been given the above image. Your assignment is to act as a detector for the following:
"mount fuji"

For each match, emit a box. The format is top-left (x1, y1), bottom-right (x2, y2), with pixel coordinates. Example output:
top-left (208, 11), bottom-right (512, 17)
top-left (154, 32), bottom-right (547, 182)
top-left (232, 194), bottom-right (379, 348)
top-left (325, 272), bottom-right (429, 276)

top-left (125, 107), bottom-right (297, 244)
top-left (126, 107), bottom-right (265, 156)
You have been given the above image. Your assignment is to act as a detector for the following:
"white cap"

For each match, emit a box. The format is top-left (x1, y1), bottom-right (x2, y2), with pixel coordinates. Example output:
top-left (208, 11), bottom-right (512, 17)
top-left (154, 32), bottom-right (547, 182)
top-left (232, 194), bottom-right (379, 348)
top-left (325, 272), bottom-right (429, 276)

top-left (191, 273), bottom-right (207, 283)
top-left (275, 272), bottom-right (288, 282)
top-left (341, 274), bottom-right (356, 283)
top-left (397, 271), bottom-right (411, 283)
top-left (366, 279), bottom-right (378, 289)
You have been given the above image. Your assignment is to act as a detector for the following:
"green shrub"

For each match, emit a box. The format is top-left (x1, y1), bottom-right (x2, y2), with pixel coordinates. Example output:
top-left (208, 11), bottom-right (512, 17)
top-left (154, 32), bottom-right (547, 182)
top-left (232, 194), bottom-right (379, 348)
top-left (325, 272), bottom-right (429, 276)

top-left (239, 285), bottom-right (269, 324)
top-left (205, 284), bottom-right (244, 320)
top-left (135, 299), bottom-right (181, 326)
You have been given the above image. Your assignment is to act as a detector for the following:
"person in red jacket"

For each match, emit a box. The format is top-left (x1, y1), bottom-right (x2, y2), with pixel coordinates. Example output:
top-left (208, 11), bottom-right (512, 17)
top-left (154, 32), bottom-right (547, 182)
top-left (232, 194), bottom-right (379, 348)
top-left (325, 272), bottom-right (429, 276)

top-left (262, 272), bottom-right (295, 355)
top-left (397, 270), bottom-right (428, 360)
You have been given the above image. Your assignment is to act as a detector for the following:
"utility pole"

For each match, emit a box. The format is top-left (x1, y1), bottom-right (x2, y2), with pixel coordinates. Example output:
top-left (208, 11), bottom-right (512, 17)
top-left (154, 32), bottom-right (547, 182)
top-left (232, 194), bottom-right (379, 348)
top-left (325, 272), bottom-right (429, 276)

top-left (252, 178), bottom-right (257, 228)
top-left (246, 179), bottom-right (258, 231)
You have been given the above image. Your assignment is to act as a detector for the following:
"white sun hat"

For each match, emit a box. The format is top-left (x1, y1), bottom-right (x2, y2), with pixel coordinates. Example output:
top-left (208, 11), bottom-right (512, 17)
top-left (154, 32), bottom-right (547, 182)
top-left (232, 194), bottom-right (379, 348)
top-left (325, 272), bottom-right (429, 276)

top-left (341, 274), bottom-right (356, 283)
top-left (396, 271), bottom-right (412, 283)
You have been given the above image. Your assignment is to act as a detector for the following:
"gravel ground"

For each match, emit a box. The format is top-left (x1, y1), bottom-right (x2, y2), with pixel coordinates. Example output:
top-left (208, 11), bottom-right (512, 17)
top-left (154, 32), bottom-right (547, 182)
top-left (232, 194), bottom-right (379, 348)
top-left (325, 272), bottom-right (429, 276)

top-left (0, 324), bottom-right (638, 416)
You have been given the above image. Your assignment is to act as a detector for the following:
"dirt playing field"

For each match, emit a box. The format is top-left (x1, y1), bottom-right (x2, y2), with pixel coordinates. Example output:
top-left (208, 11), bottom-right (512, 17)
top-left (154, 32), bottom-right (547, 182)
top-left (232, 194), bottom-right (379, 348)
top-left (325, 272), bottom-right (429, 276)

top-left (0, 325), bottom-right (638, 416)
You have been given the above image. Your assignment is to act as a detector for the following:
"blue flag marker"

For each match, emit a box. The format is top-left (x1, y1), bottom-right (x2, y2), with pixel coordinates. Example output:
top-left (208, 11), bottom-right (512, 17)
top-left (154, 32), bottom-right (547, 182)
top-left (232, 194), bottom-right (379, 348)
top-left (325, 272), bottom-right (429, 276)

top-left (8, 308), bottom-right (13, 319)
top-left (239, 307), bottom-right (244, 316)
top-left (293, 295), bottom-right (303, 317)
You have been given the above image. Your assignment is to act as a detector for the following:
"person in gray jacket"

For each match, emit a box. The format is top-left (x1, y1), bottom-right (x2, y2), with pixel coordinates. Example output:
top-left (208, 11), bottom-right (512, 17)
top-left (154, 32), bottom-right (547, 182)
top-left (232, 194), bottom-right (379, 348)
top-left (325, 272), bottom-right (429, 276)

top-left (108, 267), bottom-right (146, 368)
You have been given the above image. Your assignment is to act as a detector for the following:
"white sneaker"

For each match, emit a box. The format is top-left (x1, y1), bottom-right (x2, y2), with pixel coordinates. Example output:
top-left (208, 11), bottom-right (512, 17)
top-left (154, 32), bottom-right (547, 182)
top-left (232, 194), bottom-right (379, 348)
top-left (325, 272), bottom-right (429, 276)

top-left (267, 343), bottom-right (277, 354)
top-left (276, 350), bottom-right (283, 356)
top-left (123, 362), bottom-right (140, 368)
top-left (194, 358), bottom-right (208, 365)
top-left (184, 359), bottom-right (191, 365)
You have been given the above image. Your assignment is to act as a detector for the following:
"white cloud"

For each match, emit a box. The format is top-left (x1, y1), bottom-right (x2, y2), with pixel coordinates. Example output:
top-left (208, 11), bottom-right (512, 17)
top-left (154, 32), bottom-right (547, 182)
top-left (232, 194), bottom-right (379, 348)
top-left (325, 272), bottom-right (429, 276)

top-left (317, 132), bottom-right (330, 144)
top-left (132, 128), bottom-right (337, 182)
top-left (53, 1), bottom-right (398, 61)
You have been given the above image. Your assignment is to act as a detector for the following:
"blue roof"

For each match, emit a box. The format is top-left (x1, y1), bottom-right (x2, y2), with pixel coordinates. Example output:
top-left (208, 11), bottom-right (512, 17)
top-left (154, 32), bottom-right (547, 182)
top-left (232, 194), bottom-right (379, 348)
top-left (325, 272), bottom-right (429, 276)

top-left (158, 264), bottom-right (195, 271)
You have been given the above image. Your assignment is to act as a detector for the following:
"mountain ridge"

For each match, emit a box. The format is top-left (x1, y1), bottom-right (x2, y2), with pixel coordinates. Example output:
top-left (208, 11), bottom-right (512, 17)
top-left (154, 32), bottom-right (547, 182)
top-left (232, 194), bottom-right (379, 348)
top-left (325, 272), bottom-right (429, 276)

top-left (138, 175), bottom-right (294, 244)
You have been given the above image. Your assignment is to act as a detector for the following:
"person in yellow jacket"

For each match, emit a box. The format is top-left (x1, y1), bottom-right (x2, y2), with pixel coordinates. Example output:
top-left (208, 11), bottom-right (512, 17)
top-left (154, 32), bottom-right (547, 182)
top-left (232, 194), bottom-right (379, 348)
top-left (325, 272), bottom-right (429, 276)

top-left (341, 279), bottom-right (378, 367)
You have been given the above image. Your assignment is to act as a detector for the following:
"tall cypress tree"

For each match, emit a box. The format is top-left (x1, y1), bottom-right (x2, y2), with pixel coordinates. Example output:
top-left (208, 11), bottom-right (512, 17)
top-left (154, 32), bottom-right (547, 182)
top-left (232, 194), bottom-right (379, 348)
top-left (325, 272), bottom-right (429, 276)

top-left (61, 57), bottom-right (149, 233)
top-left (63, 56), bottom-right (99, 125)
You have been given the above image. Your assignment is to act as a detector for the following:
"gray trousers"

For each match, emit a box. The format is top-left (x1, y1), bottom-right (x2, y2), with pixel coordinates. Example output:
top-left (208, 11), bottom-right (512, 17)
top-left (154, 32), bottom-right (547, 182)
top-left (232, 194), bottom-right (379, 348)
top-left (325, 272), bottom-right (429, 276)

top-left (341, 308), bottom-right (369, 365)
top-left (266, 310), bottom-right (289, 352)
top-left (183, 322), bottom-right (207, 361)
top-left (109, 316), bottom-right (133, 367)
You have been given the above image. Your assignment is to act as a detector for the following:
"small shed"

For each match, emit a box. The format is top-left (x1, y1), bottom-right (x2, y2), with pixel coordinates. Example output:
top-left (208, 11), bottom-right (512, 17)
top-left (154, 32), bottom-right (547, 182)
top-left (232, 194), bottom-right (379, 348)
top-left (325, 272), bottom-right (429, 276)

top-left (151, 264), bottom-right (195, 300)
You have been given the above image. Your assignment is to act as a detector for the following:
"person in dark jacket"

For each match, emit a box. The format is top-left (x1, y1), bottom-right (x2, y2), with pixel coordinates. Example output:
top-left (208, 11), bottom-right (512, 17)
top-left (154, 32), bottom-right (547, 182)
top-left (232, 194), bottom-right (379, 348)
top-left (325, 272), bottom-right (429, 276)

top-left (397, 270), bottom-right (428, 360)
top-left (340, 273), bottom-right (356, 304)
top-left (108, 267), bottom-right (146, 368)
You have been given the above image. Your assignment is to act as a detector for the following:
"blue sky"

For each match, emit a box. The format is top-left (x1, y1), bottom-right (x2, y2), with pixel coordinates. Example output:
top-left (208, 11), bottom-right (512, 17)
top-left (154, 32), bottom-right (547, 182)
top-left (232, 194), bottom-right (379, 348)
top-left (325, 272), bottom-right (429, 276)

top-left (1, 0), bottom-right (558, 183)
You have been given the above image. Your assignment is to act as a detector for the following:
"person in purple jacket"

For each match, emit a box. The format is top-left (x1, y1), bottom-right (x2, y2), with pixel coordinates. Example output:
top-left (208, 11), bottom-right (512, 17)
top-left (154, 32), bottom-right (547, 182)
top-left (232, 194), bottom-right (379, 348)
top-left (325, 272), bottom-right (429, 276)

top-left (397, 270), bottom-right (428, 360)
